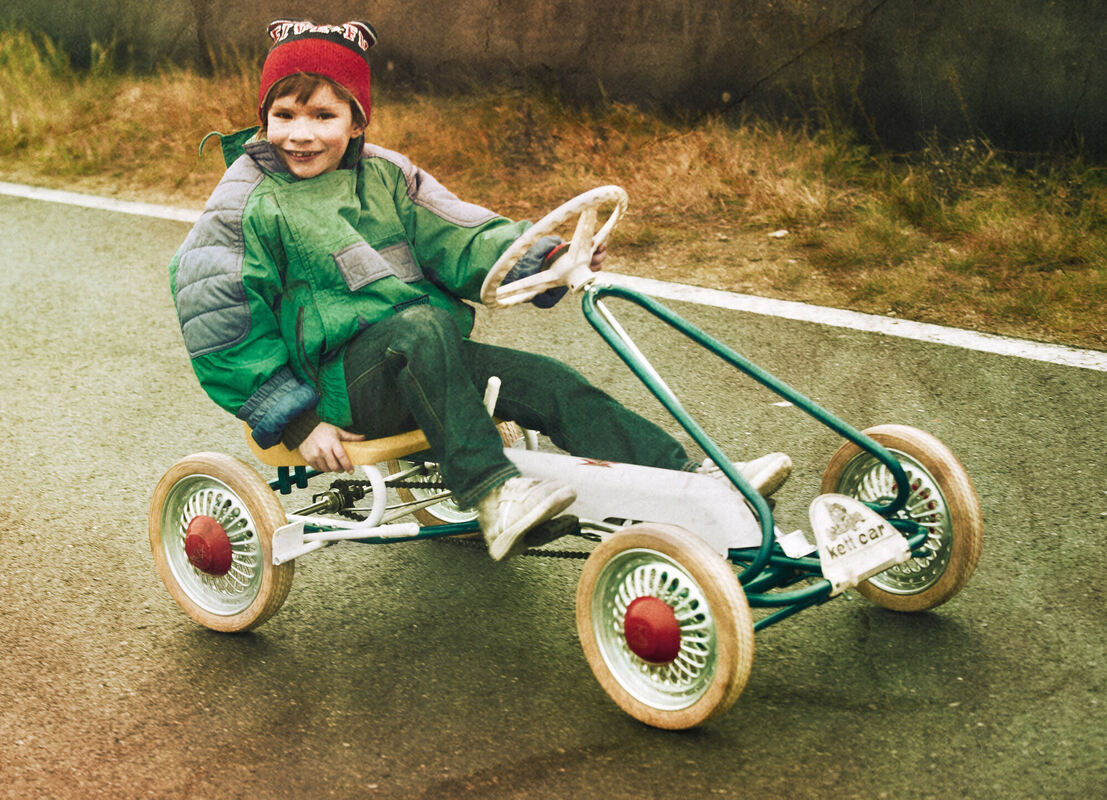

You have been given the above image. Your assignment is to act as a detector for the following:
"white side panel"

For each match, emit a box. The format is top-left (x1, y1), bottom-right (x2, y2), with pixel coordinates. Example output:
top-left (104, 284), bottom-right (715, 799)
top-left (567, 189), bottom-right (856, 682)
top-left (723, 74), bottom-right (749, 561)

top-left (506, 449), bottom-right (762, 554)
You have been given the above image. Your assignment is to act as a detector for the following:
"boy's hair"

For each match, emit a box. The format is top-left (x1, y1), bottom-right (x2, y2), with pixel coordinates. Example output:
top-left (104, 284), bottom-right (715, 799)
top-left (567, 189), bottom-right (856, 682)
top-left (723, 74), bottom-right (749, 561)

top-left (260, 72), bottom-right (368, 131)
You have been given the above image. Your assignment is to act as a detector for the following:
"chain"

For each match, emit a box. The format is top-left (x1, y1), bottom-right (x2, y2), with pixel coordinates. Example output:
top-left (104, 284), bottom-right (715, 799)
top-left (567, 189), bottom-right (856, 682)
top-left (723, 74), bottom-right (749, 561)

top-left (441, 536), bottom-right (593, 560)
top-left (392, 478), bottom-right (448, 490)
top-left (318, 476), bottom-right (448, 521)
top-left (317, 479), bottom-right (367, 521)
top-left (327, 477), bottom-right (450, 491)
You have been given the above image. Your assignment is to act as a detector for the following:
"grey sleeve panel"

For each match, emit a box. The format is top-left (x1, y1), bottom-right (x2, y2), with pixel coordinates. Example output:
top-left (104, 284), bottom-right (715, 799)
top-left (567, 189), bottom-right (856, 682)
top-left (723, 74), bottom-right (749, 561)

top-left (333, 240), bottom-right (424, 291)
top-left (174, 156), bottom-right (266, 357)
top-left (362, 143), bottom-right (500, 228)
top-left (378, 242), bottom-right (423, 282)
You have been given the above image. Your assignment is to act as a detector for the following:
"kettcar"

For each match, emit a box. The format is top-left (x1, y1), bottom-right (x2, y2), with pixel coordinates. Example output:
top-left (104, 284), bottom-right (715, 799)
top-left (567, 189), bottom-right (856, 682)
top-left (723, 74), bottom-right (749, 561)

top-left (149, 186), bottom-right (983, 730)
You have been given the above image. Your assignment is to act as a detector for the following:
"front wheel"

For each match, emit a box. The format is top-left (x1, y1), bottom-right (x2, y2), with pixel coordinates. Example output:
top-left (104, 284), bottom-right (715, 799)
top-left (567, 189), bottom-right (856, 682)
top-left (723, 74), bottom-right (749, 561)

top-left (821, 424), bottom-right (983, 612)
top-left (575, 523), bottom-right (755, 729)
top-left (149, 452), bottom-right (293, 632)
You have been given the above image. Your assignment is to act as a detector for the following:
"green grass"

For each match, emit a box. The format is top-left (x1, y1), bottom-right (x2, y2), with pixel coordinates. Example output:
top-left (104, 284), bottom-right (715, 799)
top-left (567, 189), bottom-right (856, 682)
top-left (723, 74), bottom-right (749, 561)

top-left (2, 27), bottom-right (1104, 349)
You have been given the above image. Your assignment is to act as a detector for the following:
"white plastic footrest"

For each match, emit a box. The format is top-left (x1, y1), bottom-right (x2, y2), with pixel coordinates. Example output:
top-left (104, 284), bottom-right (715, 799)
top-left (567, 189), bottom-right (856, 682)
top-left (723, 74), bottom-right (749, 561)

top-left (810, 494), bottom-right (911, 596)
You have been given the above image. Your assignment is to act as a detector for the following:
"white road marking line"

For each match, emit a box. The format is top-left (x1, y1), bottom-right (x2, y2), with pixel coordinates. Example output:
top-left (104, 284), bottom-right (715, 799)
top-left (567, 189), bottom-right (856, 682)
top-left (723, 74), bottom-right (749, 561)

top-left (0, 181), bottom-right (202, 223)
top-left (3, 180), bottom-right (1105, 372)
top-left (606, 274), bottom-right (1107, 372)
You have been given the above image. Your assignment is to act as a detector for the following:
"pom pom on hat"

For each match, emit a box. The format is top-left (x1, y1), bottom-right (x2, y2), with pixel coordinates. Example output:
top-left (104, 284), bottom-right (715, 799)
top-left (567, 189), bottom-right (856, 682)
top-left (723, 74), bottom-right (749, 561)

top-left (258, 20), bottom-right (377, 125)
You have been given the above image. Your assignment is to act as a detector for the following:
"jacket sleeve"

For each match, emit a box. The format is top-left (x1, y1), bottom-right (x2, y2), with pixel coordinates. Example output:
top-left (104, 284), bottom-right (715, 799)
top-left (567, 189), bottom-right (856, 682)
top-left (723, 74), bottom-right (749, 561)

top-left (366, 145), bottom-right (531, 301)
top-left (170, 160), bottom-right (319, 448)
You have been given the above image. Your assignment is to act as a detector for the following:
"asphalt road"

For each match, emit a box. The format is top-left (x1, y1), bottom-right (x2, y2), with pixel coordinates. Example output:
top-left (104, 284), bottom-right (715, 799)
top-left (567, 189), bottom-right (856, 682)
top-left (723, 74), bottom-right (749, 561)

top-left (1, 193), bottom-right (1105, 799)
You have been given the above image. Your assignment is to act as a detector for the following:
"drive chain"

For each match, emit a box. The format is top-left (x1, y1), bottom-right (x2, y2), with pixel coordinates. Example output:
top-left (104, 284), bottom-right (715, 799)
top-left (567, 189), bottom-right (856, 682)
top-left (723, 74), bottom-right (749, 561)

top-left (441, 535), bottom-right (593, 560)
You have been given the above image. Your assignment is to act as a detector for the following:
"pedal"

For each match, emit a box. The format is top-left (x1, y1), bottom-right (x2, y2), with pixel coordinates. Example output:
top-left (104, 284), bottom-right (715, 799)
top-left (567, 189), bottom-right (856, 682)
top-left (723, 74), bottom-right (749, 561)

top-left (523, 515), bottom-right (580, 549)
top-left (810, 494), bottom-right (911, 596)
top-left (775, 527), bottom-right (816, 558)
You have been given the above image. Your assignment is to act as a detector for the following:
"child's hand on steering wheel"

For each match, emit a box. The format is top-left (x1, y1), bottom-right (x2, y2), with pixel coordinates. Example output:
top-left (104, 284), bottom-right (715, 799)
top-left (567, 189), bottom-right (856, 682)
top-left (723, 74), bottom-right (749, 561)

top-left (590, 241), bottom-right (608, 271)
top-left (298, 422), bottom-right (367, 473)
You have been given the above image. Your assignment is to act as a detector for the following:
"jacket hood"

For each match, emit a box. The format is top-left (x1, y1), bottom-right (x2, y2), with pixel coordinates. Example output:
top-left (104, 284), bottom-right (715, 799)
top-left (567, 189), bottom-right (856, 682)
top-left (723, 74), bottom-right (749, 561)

top-left (198, 126), bottom-right (260, 168)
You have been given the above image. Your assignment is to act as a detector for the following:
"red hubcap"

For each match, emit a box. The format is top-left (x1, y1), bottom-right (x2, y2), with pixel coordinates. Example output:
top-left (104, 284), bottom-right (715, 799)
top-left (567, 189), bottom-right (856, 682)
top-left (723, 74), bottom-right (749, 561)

top-left (623, 596), bottom-right (682, 663)
top-left (184, 515), bottom-right (233, 576)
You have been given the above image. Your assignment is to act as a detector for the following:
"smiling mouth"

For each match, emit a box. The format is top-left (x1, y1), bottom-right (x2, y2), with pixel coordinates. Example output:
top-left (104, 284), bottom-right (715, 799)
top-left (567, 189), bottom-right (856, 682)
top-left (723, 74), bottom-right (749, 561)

top-left (284, 150), bottom-right (322, 160)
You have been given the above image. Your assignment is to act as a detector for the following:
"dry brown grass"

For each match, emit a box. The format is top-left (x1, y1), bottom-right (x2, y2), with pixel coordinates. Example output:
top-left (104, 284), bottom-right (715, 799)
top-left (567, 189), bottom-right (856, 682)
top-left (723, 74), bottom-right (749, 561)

top-left (2, 29), bottom-right (1104, 349)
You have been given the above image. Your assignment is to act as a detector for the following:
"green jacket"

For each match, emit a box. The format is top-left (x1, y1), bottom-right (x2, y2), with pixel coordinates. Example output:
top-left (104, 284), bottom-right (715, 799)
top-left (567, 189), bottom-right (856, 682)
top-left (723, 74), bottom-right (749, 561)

top-left (170, 129), bottom-right (529, 447)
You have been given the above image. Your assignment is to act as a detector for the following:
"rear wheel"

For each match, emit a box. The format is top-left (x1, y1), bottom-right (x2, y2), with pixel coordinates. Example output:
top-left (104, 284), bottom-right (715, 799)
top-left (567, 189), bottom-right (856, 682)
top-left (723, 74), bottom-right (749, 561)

top-left (821, 424), bottom-right (982, 612)
top-left (387, 421), bottom-right (526, 526)
top-left (576, 523), bottom-right (755, 729)
top-left (149, 452), bottom-right (293, 632)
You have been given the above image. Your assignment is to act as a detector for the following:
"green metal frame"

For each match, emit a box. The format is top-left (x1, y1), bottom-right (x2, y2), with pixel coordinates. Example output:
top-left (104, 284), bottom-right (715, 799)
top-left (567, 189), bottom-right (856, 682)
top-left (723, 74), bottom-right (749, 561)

top-left (581, 283), bottom-right (928, 630)
top-left (263, 280), bottom-right (930, 632)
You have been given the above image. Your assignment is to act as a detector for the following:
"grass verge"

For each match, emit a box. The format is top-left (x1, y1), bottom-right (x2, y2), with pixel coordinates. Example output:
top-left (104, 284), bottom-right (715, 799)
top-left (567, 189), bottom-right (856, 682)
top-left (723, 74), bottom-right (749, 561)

top-left (2, 28), bottom-right (1104, 349)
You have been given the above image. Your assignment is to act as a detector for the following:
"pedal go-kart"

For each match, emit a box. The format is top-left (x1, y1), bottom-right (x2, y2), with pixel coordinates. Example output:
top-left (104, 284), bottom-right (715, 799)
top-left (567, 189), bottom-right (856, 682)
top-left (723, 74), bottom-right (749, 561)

top-left (149, 186), bottom-right (983, 730)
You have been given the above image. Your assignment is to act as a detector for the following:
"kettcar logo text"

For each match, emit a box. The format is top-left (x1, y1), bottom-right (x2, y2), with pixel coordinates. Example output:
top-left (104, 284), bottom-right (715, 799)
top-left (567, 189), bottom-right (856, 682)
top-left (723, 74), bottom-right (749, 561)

top-left (822, 502), bottom-right (890, 560)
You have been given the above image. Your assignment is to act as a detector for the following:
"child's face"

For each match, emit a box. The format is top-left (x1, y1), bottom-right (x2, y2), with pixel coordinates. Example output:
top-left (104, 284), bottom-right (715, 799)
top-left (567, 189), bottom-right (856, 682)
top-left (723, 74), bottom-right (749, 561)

top-left (266, 84), bottom-right (364, 179)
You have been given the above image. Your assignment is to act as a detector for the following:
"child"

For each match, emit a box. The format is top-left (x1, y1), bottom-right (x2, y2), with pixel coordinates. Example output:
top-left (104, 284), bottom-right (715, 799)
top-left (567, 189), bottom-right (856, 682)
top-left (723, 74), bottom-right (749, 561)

top-left (170, 19), bottom-right (790, 561)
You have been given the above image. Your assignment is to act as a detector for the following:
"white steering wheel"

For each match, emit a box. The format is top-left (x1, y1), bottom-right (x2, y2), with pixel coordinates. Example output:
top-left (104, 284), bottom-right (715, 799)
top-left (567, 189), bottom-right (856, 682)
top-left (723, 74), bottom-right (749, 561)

top-left (480, 185), bottom-right (628, 309)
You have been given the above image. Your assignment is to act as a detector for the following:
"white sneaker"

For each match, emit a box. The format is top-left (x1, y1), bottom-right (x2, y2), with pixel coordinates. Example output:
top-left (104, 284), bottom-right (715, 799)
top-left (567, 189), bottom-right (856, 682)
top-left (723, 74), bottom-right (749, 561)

top-left (477, 477), bottom-right (577, 561)
top-left (698, 452), bottom-right (792, 498)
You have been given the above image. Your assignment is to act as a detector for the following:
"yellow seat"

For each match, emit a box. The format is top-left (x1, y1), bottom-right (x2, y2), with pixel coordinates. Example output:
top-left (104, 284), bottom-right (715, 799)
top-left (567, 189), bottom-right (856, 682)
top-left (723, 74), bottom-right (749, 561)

top-left (244, 422), bottom-right (430, 468)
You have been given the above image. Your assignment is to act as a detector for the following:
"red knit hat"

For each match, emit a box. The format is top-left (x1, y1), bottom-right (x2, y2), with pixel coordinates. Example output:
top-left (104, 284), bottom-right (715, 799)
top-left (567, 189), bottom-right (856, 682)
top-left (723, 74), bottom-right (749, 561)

top-left (258, 20), bottom-right (377, 125)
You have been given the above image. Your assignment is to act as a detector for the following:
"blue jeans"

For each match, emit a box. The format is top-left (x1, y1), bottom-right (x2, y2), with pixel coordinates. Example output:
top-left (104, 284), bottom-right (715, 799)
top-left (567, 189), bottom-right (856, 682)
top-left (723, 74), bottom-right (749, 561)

top-left (343, 304), bottom-right (693, 507)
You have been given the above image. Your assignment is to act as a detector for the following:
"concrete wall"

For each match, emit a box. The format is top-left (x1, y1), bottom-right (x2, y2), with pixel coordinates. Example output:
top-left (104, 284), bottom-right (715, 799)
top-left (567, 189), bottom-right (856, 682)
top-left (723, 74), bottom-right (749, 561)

top-left (4, 0), bottom-right (1104, 154)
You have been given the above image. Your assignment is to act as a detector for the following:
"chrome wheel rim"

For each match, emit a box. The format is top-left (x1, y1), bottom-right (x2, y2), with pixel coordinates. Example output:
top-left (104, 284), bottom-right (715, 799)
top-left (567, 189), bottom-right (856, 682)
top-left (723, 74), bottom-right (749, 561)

top-left (401, 462), bottom-right (477, 524)
top-left (160, 474), bottom-right (265, 615)
top-left (590, 548), bottom-right (717, 711)
top-left (834, 448), bottom-right (953, 594)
